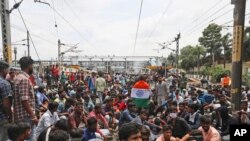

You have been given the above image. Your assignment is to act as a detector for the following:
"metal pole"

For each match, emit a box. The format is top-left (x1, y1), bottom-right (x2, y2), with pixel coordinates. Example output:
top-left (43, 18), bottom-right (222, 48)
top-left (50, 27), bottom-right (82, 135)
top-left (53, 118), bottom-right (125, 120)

top-left (101, 58), bottom-right (104, 72)
top-left (110, 58), bottom-right (113, 73)
top-left (125, 58), bottom-right (127, 73)
top-left (164, 58), bottom-right (167, 77)
top-left (175, 33), bottom-right (180, 74)
top-left (0, 0), bottom-right (12, 64)
top-left (231, 0), bottom-right (246, 111)
top-left (27, 30), bottom-right (30, 57)
top-left (106, 61), bottom-right (108, 73)
top-left (58, 39), bottom-right (61, 65)
top-left (14, 47), bottom-right (17, 67)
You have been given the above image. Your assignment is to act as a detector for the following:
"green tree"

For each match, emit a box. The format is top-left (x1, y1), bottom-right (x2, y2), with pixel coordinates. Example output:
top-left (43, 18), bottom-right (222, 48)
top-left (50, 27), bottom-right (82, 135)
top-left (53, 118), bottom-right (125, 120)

top-left (180, 56), bottom-right (195, 72)
top-left (201, 66), bottom-right (230, 82)
top-left (199, 23), bottom-right (222, 66)
top-left (244, 27), bottom-right (250, 61)
top-left (167, 53), bottom-right (176, 66)
top-left (180, 45), bottom-right (193, 60)
top-left (179, 45), bottom-right (206, 72)
top-left (180, 45), bottom-right (195, 72)
top-left (192, 45), bottom-right (206, 71)
top-left (221, 33), bottom-right (232, 68)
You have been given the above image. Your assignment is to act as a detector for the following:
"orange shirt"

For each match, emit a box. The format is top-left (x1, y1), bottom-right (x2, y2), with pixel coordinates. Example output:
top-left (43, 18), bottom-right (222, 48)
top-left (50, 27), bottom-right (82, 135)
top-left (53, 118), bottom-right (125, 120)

top-left (198, 126), bottom-right (221, 141)
top-left (156, 135), bottom-right (176, 141)
top-left (223, 77), bottom-right (230, 85)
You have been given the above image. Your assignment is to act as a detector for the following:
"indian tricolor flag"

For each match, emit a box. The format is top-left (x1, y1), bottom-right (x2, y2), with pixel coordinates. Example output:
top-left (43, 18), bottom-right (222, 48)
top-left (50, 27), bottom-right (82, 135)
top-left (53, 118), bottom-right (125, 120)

top-left (131, 80), bottom-right (152, 108)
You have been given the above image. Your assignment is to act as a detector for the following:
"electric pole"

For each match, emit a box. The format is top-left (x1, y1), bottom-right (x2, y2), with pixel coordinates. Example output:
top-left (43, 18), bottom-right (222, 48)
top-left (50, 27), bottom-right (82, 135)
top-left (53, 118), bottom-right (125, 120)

top-left (14, 47), bottom-right (17, 67)
top-left (124, 58), bottom-right (127, 73)
top-left (231, 0), bottom-right (246, 110)
top-left (175, 33), bottom-right (181, 74)
top-left (58, 39), bottom-right (61, 65)
top-left (27, 30), bottom-right (30, 57)
top-left (0, 0), bottom-right (12, 64)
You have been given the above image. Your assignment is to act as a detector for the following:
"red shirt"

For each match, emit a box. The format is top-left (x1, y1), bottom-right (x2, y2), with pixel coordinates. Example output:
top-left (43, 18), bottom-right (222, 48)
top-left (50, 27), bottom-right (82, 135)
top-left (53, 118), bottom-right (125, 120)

top-left (113, 100), bottom-right (127, 111)
top-left (68, 111), bottom-right (85, 129)
top-left (51, 67), bottom-right (56, 76)
top-left (29, 75), bottom-right (36, 86)
top-left (81, 73), bottom-right (84, 81)
top-left (88, 111), bottom-right (109, 128)
top-left (54, 68), bottom-right (59, 76)
top-left (70, 74), bottom-right (75, 82)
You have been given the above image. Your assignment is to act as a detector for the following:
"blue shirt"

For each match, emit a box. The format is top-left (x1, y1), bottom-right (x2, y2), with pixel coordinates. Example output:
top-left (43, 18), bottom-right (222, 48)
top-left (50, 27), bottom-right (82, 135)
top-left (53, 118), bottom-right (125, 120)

top-left (0, 77), bottom-right (11, 120)
top-left (119, 109), bottom-right (137, 126)
top-left (84, 100), bottom-right (95, 113)
top-left (82, 128), bottom-right (96, 141)
top-left (198, 93), bottom-right (214, 105)
top-left (88, 77), bottom-right (96, 90)
top-left (35, 76), bottom-right (43, 87)
top-left (36, 92), bottom-right (48, 108)
top-left (188, 99), bottom-right (201, 105)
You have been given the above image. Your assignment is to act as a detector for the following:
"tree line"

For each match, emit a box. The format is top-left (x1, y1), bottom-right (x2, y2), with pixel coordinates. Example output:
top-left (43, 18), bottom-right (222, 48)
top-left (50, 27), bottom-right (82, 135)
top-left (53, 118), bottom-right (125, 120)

top-left (166, 23), bottom-right (250, 72)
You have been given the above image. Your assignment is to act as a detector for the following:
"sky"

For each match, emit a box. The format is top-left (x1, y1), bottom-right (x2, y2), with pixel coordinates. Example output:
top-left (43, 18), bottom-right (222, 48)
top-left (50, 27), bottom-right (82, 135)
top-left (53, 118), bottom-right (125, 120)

top-left (1, 0), bottom-right (250, 61)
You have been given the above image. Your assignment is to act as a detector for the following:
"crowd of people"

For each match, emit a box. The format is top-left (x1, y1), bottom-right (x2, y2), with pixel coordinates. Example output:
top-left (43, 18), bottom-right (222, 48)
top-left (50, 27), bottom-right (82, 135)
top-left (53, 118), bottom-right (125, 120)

top-left (1, 56), bottom-right (250, 141)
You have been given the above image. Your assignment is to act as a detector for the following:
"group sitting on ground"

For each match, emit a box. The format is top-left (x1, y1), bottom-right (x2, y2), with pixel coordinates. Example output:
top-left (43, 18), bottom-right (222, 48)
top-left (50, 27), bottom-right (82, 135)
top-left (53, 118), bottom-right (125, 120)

top-left (0, 57), bottom-right (250, 141)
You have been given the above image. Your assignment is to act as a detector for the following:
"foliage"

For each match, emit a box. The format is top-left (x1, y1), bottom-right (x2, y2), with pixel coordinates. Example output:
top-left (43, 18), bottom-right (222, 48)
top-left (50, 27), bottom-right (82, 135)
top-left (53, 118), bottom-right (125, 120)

top-left (192, 45), bottom-right (206, 58)
top-left (198, 23), bottom-right (222, 66)
top-left (242, 73), bottom-right (250, 86)
top-left (180, 45), bottom-right (195, 71)
top-left (243, 27), bottom-right (250, 61)
top-left (221, 33), bottom-right (232, 67)
top-left (179, 45), bottom-right (206, 71)
top-left (180, 45), bottom-right (193, 60)
top-left (180, 57), bottom-right (195, 71)
top-left (201, 66), bottom-right (230, 82)
top-left (178, 24), bottom-right (250, 76)
top-left (167, 53), bottom-right (176, 66)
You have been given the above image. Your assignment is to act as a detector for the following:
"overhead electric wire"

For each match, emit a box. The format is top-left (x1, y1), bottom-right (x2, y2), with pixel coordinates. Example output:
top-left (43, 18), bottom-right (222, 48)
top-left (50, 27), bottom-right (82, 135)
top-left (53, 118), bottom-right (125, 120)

top-left (220, 20), bottom-right (233, 26)
top-left (62, 0), bottom-right (91, 35)
top-left (132, 0), bottom-right (144, 55)
top-left (181, 12), bottom-right (250, 42)
top-left (12, 12), bottom-right (59, 40)
top-left (195, 11), bottom-right (250, 33)
top-left (184, 3), bottom-right (230, 35)
top-left (186, 8), bottom-right (233, 35)
top-left (245, 12), bottom-right (250, 16)
top-left (12, 39), bottom-right (26, 43)
top-left (180, 3), bottom-right (232, 41)
top-left (11, 24), bottom-right (57, 45)
top-left (50, 0), bottom-right (59, 38)
top-left (220, 12), bottom-right (250, 26)
top-left (143, 0), bottom-right (174, 44)
top-left (210, 8), bottom-right (234, 23)
top-left (13, 0), bottom-right (41, 60)
top-left (147, 0), bottom-right (222, 45)
top-left (48, 4), bottom-right (95, 48)
top-left (181, 0), bottom-right (223, 32)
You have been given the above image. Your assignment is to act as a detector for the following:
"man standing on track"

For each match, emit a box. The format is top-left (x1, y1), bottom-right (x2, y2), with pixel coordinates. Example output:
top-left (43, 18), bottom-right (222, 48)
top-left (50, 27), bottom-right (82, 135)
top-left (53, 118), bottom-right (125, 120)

top-left (155, 76), bottom-right (168, 106)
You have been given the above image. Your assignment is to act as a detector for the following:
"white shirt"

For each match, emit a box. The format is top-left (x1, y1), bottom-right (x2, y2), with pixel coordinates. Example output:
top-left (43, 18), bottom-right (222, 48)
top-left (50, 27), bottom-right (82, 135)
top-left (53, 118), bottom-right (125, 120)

top-left (95, 77), bottom-right (106, 92)
top-left (173, 94), bottom-right (184, 104)
top-left (35, 110), bottom-right (60, 139)
top-left (155, 81), bottom-right (168, 96)
top-left (189, 112), bottom-right (198, 123)
top-left (247, 108), bottom-right (250, 112)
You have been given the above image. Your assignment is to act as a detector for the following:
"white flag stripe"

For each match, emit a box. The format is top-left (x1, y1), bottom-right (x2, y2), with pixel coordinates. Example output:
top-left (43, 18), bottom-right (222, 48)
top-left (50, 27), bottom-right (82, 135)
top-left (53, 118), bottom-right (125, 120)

top-left (131, 88), bottom-right (151, 99)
